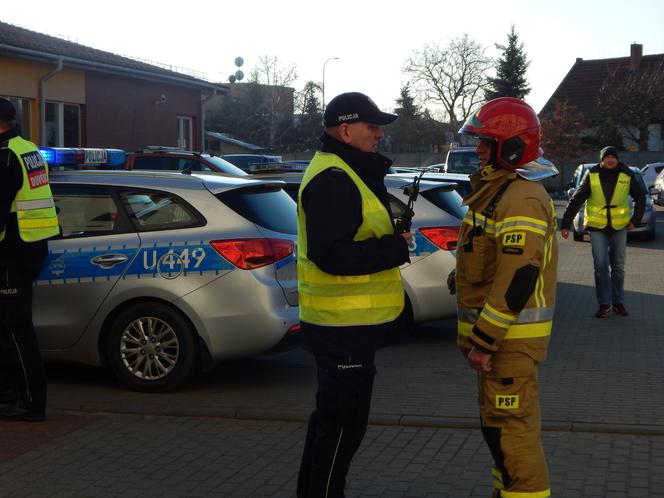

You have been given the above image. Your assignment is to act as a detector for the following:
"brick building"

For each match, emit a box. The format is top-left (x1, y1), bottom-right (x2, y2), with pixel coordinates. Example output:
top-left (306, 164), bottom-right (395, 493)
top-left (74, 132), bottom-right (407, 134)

top-left (0, 21), bottom-right (227, 150)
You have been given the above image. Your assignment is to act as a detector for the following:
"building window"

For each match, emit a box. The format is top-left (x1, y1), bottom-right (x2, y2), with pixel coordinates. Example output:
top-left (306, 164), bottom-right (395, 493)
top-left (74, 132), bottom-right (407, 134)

top-left (3, 96), bottom-right (31, 140)
top-left (177, 116), bottom-right (193, 150)
top-left (45, 102), bottom-right (80, 147)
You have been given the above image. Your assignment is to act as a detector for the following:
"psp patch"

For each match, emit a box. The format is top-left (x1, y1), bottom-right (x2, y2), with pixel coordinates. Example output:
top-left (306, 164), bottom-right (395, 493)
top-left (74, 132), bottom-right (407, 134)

top-left (21, 150), bottom-right (49, 189)
top-left (495, 394), bottom-right (519, 409)
top-left (503, 231), bottom-right (526, 247)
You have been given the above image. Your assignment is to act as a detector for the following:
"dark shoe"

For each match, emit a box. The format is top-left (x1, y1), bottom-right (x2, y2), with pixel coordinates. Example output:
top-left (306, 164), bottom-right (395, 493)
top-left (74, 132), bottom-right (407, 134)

top-left (595, 304), bottom-right (611, 318)
top-left (613, 304), bottom-right (629, 317)
top-left (0, 402), bottom-right (46, 422)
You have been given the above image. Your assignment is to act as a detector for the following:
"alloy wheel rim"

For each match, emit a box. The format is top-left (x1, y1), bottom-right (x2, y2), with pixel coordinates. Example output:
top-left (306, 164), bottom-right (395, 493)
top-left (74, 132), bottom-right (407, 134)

top-left (120, 316), bottom-right (179, 380)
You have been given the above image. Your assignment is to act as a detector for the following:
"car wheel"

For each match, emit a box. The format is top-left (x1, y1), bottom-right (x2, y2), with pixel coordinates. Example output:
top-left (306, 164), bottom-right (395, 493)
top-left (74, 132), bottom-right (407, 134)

top-left (572, 229), bottom-right (584, 241)
top-left (106, 302), bottom-right (199, 392)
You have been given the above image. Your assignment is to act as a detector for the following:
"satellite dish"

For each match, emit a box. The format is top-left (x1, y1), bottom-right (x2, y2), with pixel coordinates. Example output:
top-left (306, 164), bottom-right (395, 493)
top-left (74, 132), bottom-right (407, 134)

top-left (228, 74), bottom-right (236, 84)
top-left (234, 57), bottom-right (244, 67)
top-left (235, 70), bottom-right (244, 81)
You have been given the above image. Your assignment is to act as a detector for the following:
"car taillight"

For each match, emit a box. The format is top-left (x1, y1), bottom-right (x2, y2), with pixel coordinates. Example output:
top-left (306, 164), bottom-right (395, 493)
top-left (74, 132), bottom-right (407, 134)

top-left (419, 227), bottom-right (459, 251)
top-left (210, 238), bottom-right (294, 269)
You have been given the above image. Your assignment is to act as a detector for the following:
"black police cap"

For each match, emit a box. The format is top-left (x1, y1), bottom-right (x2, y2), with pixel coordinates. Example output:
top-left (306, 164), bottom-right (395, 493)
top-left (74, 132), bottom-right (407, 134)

top-left (323, 92), bottom-right (397, 127)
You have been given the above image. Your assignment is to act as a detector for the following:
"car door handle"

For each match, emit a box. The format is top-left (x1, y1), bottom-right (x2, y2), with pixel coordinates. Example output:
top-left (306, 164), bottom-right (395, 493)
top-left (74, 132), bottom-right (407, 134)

top-left (90, 254), bottom-right (128, 269)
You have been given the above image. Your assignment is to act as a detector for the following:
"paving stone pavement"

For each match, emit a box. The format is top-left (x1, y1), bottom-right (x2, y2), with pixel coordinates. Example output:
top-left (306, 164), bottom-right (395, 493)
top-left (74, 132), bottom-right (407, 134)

top-left (0, 202), bottom-right (663, 497)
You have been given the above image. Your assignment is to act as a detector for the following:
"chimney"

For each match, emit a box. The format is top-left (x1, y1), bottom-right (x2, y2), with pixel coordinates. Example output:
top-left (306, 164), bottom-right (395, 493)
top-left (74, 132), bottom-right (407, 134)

top-left (630, 43), bottom-right (643, 69)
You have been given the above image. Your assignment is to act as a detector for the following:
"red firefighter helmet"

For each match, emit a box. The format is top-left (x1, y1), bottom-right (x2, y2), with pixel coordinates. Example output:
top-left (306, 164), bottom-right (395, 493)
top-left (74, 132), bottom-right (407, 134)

top-left (459, 97), bottom-right (542, 169)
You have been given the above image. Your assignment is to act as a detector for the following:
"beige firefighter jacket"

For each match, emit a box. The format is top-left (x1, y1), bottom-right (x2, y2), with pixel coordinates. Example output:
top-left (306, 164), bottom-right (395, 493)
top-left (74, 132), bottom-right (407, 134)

top-left (456, 166), bottom-right (558, 363)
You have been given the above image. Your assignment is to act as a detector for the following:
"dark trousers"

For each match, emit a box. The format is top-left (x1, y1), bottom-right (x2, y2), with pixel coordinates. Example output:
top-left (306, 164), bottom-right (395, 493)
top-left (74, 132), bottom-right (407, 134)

top-left (0, 263), bottom-right (46, 412)
top-left (297, 350), bottom-right (376, 498)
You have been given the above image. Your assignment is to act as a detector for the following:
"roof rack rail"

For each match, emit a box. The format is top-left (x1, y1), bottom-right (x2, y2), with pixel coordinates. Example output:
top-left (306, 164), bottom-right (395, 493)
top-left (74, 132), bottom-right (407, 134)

top-left (140, 146), bottom-right (191, 153)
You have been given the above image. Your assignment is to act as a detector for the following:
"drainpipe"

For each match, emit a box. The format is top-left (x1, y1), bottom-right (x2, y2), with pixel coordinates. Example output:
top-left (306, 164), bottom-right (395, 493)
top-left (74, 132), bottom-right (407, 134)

top-left (200, 89), bottom-right (216, 152)
top-left (39, 57), bottom-right (63, 145)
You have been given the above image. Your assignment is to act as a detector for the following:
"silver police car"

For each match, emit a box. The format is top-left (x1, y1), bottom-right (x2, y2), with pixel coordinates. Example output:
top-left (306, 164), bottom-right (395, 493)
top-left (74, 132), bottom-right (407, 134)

top-left (37, 169), bottom-right (299, 392)
top-left (249, 170), bottom-right (465, 324)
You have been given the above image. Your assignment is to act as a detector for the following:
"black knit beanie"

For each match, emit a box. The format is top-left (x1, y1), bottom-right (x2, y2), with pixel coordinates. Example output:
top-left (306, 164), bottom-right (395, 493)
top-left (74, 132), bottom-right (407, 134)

top-left (599, 146), bottom-right (619, 162)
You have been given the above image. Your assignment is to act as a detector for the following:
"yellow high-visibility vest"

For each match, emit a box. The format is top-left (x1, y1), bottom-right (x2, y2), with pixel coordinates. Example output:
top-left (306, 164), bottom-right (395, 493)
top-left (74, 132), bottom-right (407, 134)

top-left (297, 151), bottom-right (404, 326)
top-left (584, 171), bottom-right (631, 230)
top-left (1, 136), bottom-right (59, 242)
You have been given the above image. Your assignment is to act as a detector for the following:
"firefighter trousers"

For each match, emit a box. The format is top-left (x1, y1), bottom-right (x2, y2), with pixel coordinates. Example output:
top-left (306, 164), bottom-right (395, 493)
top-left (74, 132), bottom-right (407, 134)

top-left (479, 353), bottom-right (550, 498)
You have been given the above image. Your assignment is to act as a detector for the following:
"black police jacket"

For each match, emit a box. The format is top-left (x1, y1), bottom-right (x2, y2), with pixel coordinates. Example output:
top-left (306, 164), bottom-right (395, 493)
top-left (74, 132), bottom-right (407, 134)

top-left (299, 133), bottom-right (410, 354)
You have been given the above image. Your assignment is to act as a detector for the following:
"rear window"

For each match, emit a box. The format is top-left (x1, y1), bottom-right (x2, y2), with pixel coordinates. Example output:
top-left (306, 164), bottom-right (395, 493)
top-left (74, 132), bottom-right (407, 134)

top-left (216, 186), bottom-right (297, 234)
top-left (420, 188), bottom-right (466, 220)
top-left (446, 150), bottom-right (480, 174)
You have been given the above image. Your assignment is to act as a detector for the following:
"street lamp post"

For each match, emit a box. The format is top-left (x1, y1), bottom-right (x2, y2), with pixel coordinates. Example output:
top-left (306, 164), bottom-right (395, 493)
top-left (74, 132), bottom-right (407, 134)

top-left (322, 57), bottom-right (340, 111)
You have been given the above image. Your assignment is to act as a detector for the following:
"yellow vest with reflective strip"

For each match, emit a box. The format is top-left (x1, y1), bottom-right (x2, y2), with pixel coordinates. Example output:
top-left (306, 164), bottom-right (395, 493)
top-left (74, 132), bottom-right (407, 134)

top-left (584, 171), bottom-right (631, 230)
top-left (1, 137), bottom-right (59, 242)
top-left (297, 151), bottom-right (404, 326)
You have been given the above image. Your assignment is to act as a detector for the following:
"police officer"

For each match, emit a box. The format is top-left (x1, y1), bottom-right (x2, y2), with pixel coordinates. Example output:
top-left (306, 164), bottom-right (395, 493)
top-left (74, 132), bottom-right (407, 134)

top-left (296, 92), bottom-right (412, 497)
top-left (560, 146), bottom-right (645, 318)
top-left (0, 97), bottom-right (59, 421)
top-left (452, 98), bottom-right (558, 498)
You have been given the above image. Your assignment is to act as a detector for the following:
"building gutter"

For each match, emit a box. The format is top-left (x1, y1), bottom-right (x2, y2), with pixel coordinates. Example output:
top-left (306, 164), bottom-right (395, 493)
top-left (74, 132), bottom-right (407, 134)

top-left (200, 91), bottom-right (217, 152)
top-left (39, 57), bottom-right (63, 145)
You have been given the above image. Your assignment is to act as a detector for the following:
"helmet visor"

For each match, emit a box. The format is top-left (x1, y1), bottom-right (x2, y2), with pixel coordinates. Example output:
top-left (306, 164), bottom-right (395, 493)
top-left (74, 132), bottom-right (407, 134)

top-left (458, 111), bottom-right (484, 136)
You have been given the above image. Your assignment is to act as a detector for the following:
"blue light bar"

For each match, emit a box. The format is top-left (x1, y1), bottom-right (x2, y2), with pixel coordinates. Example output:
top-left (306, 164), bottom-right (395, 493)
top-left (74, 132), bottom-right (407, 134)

top-left (39, 147), bottom-right (126, 167)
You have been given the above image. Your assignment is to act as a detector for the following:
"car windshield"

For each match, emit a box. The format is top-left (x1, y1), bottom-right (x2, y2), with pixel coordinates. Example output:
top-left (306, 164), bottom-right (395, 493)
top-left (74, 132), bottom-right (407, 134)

top-left (204, 156), bottom-right (248, 176)
top-left (447, 151), bottom-right (480, 174)
top-left (216, 185), bottom-right (297, 234)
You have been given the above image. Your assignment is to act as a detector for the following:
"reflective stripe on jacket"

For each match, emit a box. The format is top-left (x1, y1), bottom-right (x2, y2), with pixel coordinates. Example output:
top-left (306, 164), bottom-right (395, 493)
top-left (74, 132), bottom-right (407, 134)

top-left (1, 136), bottom-right (59, 243)
top-left (455, 168), bottom-right (558, 362)
top-left (584, 171), bottom-right (631, 230)
top-left (297, 151), bottom-right (404, 326)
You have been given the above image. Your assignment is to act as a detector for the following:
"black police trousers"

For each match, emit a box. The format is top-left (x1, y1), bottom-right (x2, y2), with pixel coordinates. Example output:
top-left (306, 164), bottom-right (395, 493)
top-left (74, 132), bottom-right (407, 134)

top-left (0, 263), bottom-right (47, 412)
top-left (297, 350), bottom-right (376, 498)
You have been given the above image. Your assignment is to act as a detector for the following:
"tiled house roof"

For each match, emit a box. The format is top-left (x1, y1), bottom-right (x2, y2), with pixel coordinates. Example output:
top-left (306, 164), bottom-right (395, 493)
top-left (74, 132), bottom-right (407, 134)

top-left (540, 45), bottom-right (664, 122)
top-left (0, 21), bottom-right (227, 92)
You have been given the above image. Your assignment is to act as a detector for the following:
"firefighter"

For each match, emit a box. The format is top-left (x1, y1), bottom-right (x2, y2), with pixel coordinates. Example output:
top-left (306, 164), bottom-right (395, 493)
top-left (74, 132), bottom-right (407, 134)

top-left (0, 97), bottom-right (59, 421)
top-left (450, 97), bottom-right (558, 497)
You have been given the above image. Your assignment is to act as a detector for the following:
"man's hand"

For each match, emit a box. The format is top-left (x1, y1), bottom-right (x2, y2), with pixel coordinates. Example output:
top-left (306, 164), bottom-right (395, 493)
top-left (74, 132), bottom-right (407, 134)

top-left (561, 228), bottom-right (570, 239)
top-left (447, 270), bottom-right (456, 295)
top-left (467, 346), bottom-right (492, 372)
top-left (627, 222), bottom-right (635, 231)
top-left (400, 231), bottom-right (413, 244)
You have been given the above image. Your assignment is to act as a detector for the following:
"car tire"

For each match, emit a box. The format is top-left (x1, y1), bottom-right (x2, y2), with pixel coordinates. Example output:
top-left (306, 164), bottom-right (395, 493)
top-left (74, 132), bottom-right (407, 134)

top-left (572, 229), bottom-right (584, 242)
top-left (106, 302), bottom-right (199, 392)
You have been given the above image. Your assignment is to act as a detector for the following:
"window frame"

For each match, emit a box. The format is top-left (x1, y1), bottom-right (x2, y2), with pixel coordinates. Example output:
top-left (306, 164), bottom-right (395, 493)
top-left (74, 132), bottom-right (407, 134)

top-left (50, 184), bottom-right (134, 240)
top-left (120, 187), bottom-right (206, 232)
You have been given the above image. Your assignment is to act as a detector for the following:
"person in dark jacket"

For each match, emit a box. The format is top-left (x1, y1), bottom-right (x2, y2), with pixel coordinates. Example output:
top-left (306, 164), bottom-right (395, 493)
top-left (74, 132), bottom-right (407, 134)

top-left (561, 146), bottom-right (645, 318)
top-left (296, 92), bottom-right (412, 498)
top-left (0, 97), bottom-right (59, 421)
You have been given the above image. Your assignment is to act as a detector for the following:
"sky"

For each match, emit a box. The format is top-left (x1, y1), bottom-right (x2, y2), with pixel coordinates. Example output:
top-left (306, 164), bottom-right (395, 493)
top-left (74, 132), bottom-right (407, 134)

top-left (4, 0), bottom-right (664, 115)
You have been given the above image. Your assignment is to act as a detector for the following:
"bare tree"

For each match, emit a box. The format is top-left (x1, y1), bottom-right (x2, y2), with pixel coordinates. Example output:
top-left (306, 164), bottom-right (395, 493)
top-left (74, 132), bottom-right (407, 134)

top-left (597, 59), bottom-right (664, 150)
top-left (540, 99), bottom-right (587, 188)
top-left (403, 34), bottom-right (492, 135)
top-left (250, 55), bottom-right (298, 147)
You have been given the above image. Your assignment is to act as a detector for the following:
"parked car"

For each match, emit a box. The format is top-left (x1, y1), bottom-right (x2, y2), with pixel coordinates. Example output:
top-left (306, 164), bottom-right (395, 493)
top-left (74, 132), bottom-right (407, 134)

top-left (38, 168), bottom-right (299, 392)
top-left (39, 146), bottom-right (248, 177)
top-left (640, 162), bottom-right (664, 189)
top-left (566, 164), bottom-right (656, 241)
top-left (654, 169), bottom-right (664, 206)
top-left (248, 170), bottom-right (466, 324)
top-left (222, 154), bottom-right (283, 172)
top-left (126, 147), bottom-right (247, 175)
top-left (390, 171), bottom-right (473, 197)
top-left (445, 146), bottom-right (480, 174)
